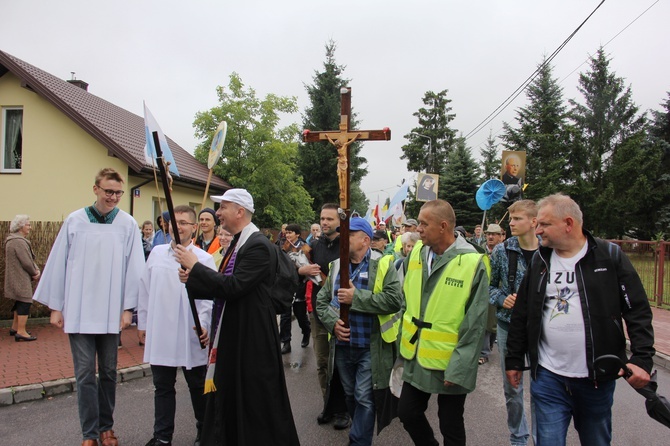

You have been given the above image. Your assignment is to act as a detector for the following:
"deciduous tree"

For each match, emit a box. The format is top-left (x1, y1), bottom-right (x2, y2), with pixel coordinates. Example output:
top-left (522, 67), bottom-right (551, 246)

top-left (192, 72), bottom-right (313, 229)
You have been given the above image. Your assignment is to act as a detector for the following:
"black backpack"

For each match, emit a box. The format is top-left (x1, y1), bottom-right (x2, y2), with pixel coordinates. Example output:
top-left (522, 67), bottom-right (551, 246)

top-left (268, 243), bottom-right (300, 314)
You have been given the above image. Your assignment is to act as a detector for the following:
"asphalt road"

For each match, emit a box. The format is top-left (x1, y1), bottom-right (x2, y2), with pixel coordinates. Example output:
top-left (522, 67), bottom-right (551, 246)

top-left (1, 325), bottom-right (669, 445)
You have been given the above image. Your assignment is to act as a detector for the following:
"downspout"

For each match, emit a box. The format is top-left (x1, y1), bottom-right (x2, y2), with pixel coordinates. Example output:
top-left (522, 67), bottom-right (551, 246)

top-left (130, 178), bottom-right (154, 217)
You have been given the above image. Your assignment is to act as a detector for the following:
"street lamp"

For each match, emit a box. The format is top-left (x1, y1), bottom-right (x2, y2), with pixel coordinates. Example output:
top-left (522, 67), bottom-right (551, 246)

top-left (410, 132), bottom-right (433, 173)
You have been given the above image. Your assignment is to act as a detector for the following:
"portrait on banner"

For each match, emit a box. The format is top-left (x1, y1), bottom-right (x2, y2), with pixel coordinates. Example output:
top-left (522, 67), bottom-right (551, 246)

top-left (500, 151), bottom-right (525, 204)
top-left (416, 173), bottom-right (439, 202)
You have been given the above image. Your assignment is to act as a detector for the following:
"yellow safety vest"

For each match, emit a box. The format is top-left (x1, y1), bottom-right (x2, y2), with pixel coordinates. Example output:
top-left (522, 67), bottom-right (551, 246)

top-left (400, 247), bottom-right (485, 370)
top-left (375, 255), bottom-right (401, 343)
top-left (327, 254), bottom-right (400, 343)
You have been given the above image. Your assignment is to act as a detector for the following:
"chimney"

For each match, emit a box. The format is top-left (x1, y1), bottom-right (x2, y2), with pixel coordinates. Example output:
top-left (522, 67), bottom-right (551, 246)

top-left (67, 79), bottom-right (89, 91)
top-left (67, 72), bottom-right (88, 91)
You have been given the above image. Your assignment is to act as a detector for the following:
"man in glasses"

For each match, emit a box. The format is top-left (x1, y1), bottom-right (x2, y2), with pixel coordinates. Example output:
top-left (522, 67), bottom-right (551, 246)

top-left (138, 205), bottom-right (214, 446)
top-left (35, 167), bottom-right (145, 446)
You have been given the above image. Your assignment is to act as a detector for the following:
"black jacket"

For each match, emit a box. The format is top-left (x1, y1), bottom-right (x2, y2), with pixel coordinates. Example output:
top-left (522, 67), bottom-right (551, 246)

top-left (505, 230), bottom-right (655, 382)
top-left (309, 234), bottom-right (340, 323)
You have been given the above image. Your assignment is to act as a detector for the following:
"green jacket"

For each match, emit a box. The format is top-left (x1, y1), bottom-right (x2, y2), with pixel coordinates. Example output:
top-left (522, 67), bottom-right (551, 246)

top-left (316, 250), bottom-right (403, 390)
top-left (400, 236), bottom-right (490, 394)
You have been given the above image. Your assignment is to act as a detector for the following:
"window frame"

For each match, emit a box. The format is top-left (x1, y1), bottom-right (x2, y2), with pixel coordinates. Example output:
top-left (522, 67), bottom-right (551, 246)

top-left (1, 106), bottom-right (24, 173)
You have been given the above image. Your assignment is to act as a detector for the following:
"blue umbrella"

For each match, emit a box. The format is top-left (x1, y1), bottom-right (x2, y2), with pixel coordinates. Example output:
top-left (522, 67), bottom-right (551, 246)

top-left (476, 179), bottom-right (506, 211)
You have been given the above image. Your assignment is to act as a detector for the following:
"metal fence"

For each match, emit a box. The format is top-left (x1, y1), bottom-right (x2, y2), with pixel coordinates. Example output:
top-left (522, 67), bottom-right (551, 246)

top-left (610, 240), bottom-right (670, 308)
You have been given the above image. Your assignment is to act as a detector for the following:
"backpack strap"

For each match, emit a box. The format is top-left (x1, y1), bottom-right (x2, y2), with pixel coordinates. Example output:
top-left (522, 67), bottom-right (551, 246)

top-left (506, 239), bottom-right (519, 293)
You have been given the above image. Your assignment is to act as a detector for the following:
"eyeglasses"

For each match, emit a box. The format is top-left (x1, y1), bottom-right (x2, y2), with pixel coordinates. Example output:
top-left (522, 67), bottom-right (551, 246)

top-left (176, 220), bottom-right (197, 228)
top-left (97, 187), bottom-right (125, 198)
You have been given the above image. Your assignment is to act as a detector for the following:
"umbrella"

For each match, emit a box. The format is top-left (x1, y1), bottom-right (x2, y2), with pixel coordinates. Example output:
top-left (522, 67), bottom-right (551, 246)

top-left (595, 354), bottom-right (670, 429)
top-left (475, 179), bottom-right (506, 231)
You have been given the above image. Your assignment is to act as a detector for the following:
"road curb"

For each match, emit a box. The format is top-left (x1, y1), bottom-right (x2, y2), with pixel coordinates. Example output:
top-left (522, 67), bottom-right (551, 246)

top-left (1, 349), bottom-right (667, 407)
top-left (0, 363), bottom-right (151, 407)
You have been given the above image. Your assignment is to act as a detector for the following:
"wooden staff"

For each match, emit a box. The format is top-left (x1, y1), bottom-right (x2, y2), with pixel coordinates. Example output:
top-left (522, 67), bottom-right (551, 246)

top-left (152, 131), bottom-right (205, 349)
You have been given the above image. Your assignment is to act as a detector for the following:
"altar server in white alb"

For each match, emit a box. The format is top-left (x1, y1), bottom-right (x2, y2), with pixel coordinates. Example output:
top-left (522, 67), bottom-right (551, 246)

top-left (138, 205), bottom-right (215, 446)
top-left (34, 167), bottom-right (145, 446)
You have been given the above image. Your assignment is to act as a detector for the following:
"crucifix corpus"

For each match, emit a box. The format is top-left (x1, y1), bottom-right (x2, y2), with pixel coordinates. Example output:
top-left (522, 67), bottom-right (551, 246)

top-left (302, 87), bottom-right (391, 326)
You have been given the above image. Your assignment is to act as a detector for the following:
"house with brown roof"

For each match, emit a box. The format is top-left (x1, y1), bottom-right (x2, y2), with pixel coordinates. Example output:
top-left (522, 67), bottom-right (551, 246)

top-left (0, 49), bottom-right (229, 224)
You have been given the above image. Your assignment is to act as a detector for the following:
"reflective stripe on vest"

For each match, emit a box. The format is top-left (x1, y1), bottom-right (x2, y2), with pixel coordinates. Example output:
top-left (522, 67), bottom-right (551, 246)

top-left (400, 247), bottom-right (485, 370)
top-left (375, 255), bottom-right (401, 343)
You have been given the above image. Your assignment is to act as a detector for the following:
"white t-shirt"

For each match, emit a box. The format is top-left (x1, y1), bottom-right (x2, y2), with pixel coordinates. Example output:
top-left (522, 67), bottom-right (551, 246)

top-left (538, 242), bottom-right (589, 377)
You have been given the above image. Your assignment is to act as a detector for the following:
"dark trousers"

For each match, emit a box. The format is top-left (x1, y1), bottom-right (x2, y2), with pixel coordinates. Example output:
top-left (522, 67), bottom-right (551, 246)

top-left (151, 364), bottom-right (207, 442)
top-left (398, 382), bottom-right (467, 446)
top-left (279, 300), bottom-right (310, 343)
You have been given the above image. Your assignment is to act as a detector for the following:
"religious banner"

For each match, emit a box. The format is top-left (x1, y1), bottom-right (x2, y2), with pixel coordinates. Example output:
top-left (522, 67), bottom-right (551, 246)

top-left (500, 150), bottom-right (526, 204)
top-left (143, 102), bottom-right (180, 176)
top-left (416, 172), bottom-right (439, 202)
top-left (383, 180), bottom-right (409, 220)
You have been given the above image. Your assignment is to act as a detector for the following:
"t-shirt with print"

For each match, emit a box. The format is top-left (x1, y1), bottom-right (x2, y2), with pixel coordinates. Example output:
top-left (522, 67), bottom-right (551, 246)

top-left (538, 241), bottom-right (589, 378)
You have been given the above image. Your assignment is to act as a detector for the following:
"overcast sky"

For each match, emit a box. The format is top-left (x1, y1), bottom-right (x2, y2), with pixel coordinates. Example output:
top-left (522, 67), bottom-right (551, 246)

top-left (2, 0), bottom-right (668, 209)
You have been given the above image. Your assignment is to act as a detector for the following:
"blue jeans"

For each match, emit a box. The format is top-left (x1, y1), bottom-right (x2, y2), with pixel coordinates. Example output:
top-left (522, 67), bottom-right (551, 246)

top-left (335, 345), bottom-right (375, 446)
top-left (531, 365), bottom-right (615, 446)
top-left (498, 323), bottom-right (530, 446)
top-left (151, 364), bottom-right (206, 442)
top-left (69, 333), bottom-right (119, 440)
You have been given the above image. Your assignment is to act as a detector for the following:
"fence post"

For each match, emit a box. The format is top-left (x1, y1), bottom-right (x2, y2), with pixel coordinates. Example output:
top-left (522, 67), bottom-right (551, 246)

top-left (656, 242), bottom-right (666, 307)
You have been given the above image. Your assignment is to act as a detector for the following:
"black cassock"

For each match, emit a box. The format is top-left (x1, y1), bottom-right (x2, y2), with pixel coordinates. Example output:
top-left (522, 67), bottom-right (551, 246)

top-left (187, 231), bottom-right (300, 446)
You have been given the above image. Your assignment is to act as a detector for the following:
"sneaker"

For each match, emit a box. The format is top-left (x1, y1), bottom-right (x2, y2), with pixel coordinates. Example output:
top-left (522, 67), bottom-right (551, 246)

top-left (333, 413), bottom-right (351, 430)
top-left (281, 342), bottom-right (291, 354)
top-left (145, 438), bottom-right (171, 446)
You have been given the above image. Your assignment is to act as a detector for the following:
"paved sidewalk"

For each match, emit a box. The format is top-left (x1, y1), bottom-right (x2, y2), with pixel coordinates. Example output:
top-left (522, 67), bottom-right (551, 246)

top-left (1, 308), bottom-right (669, 405)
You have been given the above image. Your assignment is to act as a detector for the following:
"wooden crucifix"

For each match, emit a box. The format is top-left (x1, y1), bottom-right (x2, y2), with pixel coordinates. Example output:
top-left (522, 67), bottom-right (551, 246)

top-left (302, 87), bottom-right (391, 326)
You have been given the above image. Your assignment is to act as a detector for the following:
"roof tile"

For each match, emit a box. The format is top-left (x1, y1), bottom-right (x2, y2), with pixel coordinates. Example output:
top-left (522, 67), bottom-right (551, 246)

top-left (0, 49), bottom-right (229, 191)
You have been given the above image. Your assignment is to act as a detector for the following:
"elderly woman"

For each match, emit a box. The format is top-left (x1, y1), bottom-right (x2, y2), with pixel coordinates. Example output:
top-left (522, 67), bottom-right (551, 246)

top-left (395, 231), bottom-right (421, 283)
top-left (4, 214), bottom-right (40, 341)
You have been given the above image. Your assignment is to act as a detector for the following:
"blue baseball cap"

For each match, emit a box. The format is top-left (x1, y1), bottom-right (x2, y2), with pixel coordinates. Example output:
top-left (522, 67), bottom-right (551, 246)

top-left (346, 217), bottom-right (374, 239)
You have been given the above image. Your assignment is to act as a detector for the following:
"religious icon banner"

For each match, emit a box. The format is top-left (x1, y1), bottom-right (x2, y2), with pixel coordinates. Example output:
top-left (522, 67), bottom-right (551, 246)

top-left (500, 150), bottom-right (526, 204)
top-left (416, 173), bottom-right (439, 202)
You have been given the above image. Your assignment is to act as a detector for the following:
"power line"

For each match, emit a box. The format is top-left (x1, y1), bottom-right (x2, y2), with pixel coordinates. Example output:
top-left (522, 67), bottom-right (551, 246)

top-left (466, 0), bottom-right (660, 152)
top-left (559, 0), bottom-right (660, 85)
top-left (464, 0), bottom-right (607, 141)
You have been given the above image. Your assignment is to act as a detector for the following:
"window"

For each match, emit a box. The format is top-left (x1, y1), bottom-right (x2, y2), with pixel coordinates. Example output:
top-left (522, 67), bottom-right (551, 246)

top-left (2, 107), bottom-right (23, 172)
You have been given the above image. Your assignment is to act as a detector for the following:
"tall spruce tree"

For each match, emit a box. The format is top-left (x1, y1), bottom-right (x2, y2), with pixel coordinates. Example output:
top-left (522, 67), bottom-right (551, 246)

top-left (401, 90), bottom-right (457, 174)
top-left (478, 132), bottom-right (506, 227)
top-left (569, 47), bottom-right (646, 237)
top-left (642, 92), bottom-right (670, 237)
top-left (480, 131), bottom-right (500, 182)
top-left (299, 41), bottom-right (368, 216)
top-left (438, 137), bottom-right (482, 229)
top-left (501, 58), bottom-right (570, 200)
top-left (401, 89), bottom-right (458, 219)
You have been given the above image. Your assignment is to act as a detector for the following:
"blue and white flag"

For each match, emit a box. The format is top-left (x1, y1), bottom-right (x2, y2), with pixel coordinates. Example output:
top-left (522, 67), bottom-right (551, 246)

top-left (144, 102), bottom-right (179, 176)
top-left (384, 180), bottom-right (409, 219)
